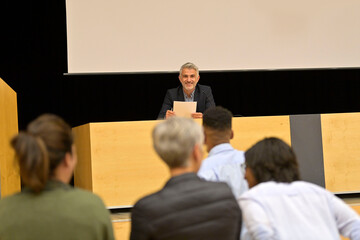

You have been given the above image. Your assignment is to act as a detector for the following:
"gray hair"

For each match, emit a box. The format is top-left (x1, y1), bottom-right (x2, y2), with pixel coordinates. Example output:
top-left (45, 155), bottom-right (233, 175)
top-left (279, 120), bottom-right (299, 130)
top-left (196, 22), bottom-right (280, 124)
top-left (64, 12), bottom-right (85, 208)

top-left (179, 62), bottom-right (199, 77)
top-left (152, 117), bottom-right (204, 168)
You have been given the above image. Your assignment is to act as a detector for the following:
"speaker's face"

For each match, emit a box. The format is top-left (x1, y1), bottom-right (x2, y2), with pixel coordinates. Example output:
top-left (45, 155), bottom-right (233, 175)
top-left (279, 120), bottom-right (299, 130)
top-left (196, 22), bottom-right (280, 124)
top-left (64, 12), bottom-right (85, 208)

top-left (179, 68), bottom-right (199, 94)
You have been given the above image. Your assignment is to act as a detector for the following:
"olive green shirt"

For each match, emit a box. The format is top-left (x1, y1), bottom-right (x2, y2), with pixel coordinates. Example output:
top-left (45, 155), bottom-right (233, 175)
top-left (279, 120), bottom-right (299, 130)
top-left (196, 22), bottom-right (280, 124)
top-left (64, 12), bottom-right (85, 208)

top-left (0, 180), bottom-right (114, 240)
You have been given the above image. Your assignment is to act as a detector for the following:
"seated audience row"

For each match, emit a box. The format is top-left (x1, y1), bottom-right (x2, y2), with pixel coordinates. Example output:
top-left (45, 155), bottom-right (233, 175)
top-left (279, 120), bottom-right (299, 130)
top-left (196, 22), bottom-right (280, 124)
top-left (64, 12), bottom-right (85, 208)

top-left (0, 111), bottom-right (359, 240)
top-left (132, 107), bottom-right (360, 240)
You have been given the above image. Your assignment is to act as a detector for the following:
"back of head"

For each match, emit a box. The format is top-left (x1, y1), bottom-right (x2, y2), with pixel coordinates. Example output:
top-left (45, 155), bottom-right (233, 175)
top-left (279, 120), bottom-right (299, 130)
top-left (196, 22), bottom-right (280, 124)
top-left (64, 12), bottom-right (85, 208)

top-left (245, 137), bottom-right (300, 184)
top-left (179, 62), bottom-right (199, 76)
top-left (11, 114), bottom-right (73, 193)
top-left (203, 106), bottom-right (232, 131)
top-left (202, 107), bottom-right (233, 152)
top-left (152, 117), bottom-right (203, 168)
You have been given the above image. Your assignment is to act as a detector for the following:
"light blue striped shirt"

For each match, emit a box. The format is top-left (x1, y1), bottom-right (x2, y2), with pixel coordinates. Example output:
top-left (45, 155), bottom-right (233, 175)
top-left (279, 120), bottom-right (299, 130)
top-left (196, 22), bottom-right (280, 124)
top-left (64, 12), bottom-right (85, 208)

top-left (198, 143), bottom-right (248, 199)
top-left (183, 90), bottom-right (195, 102)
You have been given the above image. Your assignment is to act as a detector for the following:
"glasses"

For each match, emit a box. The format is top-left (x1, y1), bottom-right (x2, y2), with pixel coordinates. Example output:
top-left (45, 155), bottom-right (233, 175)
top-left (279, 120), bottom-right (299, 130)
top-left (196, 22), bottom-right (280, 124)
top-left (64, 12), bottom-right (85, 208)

top-left (240, 163), bottom-right (246, 175)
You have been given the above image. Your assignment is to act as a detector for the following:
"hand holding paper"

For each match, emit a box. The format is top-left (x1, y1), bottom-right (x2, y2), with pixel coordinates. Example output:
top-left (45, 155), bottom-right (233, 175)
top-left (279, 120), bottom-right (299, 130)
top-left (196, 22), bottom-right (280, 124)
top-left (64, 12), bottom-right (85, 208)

top-left (165, 110), bottom-right (176, 119)
top-left (191, 112), bottom-right (203, 119)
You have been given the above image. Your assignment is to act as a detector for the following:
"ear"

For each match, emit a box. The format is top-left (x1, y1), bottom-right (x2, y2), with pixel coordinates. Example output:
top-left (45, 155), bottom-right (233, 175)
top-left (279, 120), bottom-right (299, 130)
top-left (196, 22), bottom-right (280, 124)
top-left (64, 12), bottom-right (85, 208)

top-left (63, 147), bottom-right (77, 169)
top-left (63, 152), bottom-right (72, 167)
top-left (192, 143), bottom-right (203, 172)
top-left (203, 128), bottom-right (207, 143)
top-left (194, 144), bottom-right (203, 161)
top-left (230, 129), bottom-right (234, 139)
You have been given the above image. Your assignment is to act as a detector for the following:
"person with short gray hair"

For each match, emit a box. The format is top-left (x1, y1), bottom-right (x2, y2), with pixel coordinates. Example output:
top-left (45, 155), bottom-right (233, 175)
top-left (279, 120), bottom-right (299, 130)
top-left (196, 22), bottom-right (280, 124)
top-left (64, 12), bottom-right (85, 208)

top-left (152, 116), bottom-right (203, 169)
top-left (179, 62), bottom-right (199, 76)
top-left (157, 62), bottom-right (215, 119)
top-left (130, 117), bottom-right (242, 240)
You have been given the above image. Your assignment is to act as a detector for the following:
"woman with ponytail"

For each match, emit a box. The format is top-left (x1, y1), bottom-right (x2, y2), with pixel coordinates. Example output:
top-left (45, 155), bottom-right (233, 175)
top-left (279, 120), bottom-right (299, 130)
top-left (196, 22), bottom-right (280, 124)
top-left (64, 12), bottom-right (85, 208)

top-left (0, 114), bottom-right (114, 240)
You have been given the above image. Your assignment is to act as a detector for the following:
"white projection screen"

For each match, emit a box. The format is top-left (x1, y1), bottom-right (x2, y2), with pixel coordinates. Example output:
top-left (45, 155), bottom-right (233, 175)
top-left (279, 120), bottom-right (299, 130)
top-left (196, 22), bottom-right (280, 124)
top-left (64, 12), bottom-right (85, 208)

top-left (66, 0), bottom-right (360, 73)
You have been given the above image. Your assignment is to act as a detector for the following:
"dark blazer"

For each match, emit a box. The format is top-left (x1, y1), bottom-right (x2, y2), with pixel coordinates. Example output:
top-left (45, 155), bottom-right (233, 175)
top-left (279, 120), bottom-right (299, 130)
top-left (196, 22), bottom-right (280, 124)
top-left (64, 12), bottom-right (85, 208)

top-left (157, 84), bottom-right (215, 119)
top-left (130, 173), bottom-right (242, 240)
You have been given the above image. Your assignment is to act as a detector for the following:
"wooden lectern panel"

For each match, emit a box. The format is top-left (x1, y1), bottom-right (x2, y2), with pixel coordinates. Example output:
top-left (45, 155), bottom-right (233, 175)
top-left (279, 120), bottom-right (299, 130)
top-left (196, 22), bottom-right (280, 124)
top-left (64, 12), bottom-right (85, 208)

top-left (0, 78), bottom-right (20, 197)
top-left (113, 221), bottom-right (130, 240)
top-left (73, 120), bottom-right (170, 207)
top-left (74, 116), bottom-right (291, 207)
top-left (73, 123), bottom-right (93, 191)
top-left (111, 213), bottom-right (131, 240)
top-left (231, 116), bottom-right (291, 151)
top-left (321, 113), bottom-right (360, 193)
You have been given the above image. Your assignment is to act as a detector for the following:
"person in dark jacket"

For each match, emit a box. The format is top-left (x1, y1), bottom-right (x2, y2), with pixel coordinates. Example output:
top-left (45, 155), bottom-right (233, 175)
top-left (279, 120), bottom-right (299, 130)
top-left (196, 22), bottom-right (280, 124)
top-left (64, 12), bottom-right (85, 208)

top-left (130, 117), bottom-right (242, 240)
top-left (157, 62), bottom-right (215, 119)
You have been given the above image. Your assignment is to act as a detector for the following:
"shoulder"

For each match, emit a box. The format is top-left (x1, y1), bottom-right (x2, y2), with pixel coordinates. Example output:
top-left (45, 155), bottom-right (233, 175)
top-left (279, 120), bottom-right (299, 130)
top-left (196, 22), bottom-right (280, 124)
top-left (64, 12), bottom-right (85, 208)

top-left (132, 189), bottom-right (163, 212)
top-left (135, 178), bottom-right (235, 208)
top-left (164, 86), bottom-right (182, 98)
top-left (199, 154), bottom-right (218, 169)
top-left (167, 86), bottom-right (181, 93)
top-left (131, 189), bottom-right (166, 221)
top-left (292, 181), bottom-right (333, 196)
top-left (0, 193), bottom-right (22, 209)
top-left (68, 187), bottom-right (107, 206)
top-left (192, 178), bottom-right (237, 202)
top-left (0, 188), bottom-right (108, 217)
top-left (197, 84), bottom-right (212, 91)
top-left (241, 181), bottom-right (330, 200)
top-left (59, 188), bottom-right (112, 222)
top-left (240, 181), bottom-right (285, 199)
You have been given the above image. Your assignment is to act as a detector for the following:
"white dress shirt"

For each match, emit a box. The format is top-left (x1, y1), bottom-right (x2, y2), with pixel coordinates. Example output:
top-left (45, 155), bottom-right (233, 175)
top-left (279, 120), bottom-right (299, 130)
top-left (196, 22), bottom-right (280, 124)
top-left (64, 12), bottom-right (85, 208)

top-left (198, 143), bottom-right (248, 199)
top-left (238, 181), bottom-right (360, 240)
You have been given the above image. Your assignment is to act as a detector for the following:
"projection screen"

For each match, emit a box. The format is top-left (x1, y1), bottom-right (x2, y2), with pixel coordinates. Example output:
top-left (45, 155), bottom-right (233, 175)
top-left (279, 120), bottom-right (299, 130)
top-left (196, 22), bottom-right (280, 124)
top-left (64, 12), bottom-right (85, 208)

top-left (66, 0), bottom-right (360, 73)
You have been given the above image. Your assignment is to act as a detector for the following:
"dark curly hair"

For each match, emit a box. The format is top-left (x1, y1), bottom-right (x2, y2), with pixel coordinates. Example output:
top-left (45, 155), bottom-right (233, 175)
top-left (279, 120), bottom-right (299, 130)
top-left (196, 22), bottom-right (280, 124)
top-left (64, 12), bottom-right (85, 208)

top-left (245, 137), bottom-right (300, 184)
top-left (203, 106), bottom-right (232, 131)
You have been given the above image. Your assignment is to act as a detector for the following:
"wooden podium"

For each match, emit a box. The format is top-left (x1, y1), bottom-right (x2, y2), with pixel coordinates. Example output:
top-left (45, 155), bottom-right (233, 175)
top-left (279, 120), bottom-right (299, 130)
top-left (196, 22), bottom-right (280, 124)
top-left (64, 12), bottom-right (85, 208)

top-left (0, 78), bottom-right (20, 198)
top-left (72, 120), bottom-right (170, 208)
top-left (321, 113), bottom-right (360, 193)
top-left (73, 116), bottom-right (290, 239)
top-left (72, 115), bottom-right (291, 208)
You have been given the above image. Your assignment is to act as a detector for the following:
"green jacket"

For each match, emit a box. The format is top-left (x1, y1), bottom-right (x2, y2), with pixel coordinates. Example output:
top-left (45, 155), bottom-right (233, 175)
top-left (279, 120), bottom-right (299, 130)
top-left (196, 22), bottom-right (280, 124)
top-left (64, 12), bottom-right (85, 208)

top-left (0, 180), bottom-right (114, 240)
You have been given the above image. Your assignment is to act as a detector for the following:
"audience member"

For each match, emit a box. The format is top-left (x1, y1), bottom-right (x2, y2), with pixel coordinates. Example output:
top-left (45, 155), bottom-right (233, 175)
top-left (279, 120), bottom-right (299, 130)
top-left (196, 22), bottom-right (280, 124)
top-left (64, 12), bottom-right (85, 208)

top-left (0, 114), bottom-right (114, 240)
top-left (130, 117), bottom-right (242, 240)
top-left (157, 62), bottom-right (215, 119)
top-left (198, 106), bottom-right (248, 199)
top-left (238, 137), bottom-right (360, 240)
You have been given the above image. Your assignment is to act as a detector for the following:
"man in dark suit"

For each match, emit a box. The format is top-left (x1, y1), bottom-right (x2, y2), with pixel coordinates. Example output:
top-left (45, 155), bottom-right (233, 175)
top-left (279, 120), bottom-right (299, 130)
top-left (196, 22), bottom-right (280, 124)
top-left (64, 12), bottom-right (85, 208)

top-left (157, 62), bottom-right (215, 119)
top-left (130, 117), bottom-right (242, 240)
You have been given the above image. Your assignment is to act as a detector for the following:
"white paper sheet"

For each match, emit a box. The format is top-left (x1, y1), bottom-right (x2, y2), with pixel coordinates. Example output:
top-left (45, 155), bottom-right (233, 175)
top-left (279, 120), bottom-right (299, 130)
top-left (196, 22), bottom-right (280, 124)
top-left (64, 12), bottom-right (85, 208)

top-left (173, 101), bottom-right (197, 118)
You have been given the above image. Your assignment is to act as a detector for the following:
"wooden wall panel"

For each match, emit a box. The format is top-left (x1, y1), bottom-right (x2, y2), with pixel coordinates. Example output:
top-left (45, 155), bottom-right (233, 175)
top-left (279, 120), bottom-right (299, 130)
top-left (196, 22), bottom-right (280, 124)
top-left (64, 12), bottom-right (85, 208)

top-left (231, 116), bottom-right (291, 151)
top-left (341, 204), bottom-right (360, 240)
top-left (0, 78), bottom-right (20, 197)
top-left (112, 219), bottom-right (131, 240)
top-left (73, 123), bottom-right (93, 191)
top-left (73, 116), bottom-right (291, 207)
top-left (321, 113), bottom-right (360, 192)
top-left (86, 120), bottom-right (169, 207)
